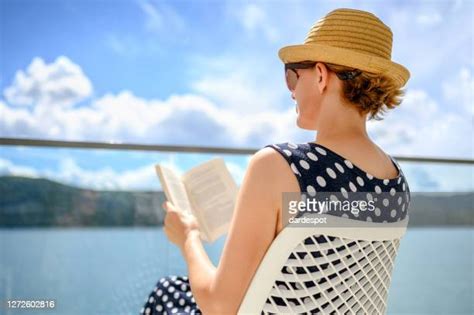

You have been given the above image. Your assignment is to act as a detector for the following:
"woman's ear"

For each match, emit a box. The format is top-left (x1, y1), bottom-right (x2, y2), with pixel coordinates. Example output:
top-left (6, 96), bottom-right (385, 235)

top-left (315, 62), bottom-right (329, 93)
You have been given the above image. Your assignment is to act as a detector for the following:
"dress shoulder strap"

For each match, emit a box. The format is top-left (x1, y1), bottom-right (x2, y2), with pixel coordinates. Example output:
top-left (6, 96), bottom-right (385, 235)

top-left (264, 142), bottom-right (317, 193)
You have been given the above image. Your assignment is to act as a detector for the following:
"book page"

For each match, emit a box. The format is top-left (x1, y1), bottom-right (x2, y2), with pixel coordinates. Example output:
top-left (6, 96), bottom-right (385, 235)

top-left (154, 164), bottom-right (193, 216)
top-left (182, 158), bottom-right (239, 242)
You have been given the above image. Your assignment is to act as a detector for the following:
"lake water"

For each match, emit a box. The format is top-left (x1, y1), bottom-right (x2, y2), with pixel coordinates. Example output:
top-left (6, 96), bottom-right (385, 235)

top-left (0, 227), bottom-right (472, 314)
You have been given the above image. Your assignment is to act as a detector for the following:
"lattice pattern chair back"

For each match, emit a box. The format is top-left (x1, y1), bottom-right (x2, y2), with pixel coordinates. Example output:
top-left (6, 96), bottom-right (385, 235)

top-left (237, 214), bottom-right (408, 315)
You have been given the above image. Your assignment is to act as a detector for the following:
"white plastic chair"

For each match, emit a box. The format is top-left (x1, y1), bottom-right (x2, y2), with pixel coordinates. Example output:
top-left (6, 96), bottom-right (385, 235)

top-left (237, 214), bottom-right (408, 314)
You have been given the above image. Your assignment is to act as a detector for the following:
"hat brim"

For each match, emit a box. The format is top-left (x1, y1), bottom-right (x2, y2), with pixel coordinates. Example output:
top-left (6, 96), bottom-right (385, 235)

top-left (278, 44), bottom-right (410, 88)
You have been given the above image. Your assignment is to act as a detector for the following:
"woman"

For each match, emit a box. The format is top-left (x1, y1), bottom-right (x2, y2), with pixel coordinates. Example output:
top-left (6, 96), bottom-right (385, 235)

top-left (141, 7), bottom-right (411, 315)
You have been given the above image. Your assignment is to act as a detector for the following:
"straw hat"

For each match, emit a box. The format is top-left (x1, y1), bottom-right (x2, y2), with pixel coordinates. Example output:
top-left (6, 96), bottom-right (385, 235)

top-left (278, 8), bottom-right (410, 88)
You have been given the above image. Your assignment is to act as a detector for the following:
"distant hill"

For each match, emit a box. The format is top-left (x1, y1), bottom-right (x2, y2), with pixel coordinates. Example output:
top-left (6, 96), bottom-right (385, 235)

top-left (0, 176), bottom-right (166, 227)
top-left (0, 176), bottom-right (472, 227)
top-left (407, 192), bottom-right (473, 226)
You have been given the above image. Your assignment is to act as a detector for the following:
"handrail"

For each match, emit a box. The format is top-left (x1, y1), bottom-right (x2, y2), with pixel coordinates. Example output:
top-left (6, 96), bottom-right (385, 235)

top-left (1, 137), bottom-right (473, 165)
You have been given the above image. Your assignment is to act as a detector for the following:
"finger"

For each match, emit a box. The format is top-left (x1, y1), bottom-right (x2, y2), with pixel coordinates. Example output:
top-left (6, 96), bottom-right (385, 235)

top-left (166, 202), bottom-right (181, 215)
top-left (167, 201), bottom-right (177, 211)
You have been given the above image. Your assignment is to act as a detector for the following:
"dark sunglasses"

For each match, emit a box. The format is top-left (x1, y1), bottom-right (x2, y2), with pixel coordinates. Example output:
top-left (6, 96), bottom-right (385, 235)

top-left (284, 61), bottom-right (362, 91)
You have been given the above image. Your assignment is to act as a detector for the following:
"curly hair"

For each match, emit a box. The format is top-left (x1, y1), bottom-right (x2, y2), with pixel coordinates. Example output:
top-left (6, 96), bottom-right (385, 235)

top-left (324, 62), bottom-right (406, 121)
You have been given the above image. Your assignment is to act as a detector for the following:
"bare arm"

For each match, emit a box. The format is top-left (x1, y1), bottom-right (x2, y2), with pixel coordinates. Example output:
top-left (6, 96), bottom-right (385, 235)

top-left (181, 147), bottom-right (282, 314)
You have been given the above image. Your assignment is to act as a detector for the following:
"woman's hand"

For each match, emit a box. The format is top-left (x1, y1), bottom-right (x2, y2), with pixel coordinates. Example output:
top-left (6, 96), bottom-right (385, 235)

top-left (162, 201), bottom-right (200, 250)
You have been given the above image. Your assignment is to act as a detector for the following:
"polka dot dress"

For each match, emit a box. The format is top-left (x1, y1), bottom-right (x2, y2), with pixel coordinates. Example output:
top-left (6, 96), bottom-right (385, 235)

top-left (265, 141), bottom-right (411, 222)
top-left (141, 275), bottom-right (201, 315)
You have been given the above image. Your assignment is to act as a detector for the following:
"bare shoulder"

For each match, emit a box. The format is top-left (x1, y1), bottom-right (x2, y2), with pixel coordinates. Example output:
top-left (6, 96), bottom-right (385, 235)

top-left (252, 146), bottom-right (281, 160)
top-left (250, 147), bottom-right (289, 176)
top-left (249, 146), bottom-right (300, 193)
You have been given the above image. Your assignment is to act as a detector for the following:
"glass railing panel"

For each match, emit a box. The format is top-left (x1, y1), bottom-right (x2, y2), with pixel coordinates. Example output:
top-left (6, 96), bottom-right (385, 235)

top-left (1, 143), bottom-right (473, 314)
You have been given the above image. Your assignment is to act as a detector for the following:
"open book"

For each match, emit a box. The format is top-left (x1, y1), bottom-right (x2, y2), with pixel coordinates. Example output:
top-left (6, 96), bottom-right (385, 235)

top-left (155, 157), bottom-right (239, 243)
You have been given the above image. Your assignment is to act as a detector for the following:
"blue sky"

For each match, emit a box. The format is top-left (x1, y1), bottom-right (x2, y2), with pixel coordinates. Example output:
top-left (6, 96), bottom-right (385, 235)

top-left (0, 0), bottom-right (473, 191)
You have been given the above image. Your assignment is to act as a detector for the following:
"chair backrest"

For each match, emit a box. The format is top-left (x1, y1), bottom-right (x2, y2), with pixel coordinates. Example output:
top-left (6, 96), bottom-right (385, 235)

top-left (237, 214), bottom-right (408, 314)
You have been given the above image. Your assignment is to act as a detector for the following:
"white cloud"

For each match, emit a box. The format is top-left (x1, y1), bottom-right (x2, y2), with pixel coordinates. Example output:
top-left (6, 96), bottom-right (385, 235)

top-left (416, 11), bottom-right (443, 27)
top-left (236, 3), bottom-right (279, 43)
top-left (0, 53), bottom-right (309, 147)
top-left (442, 67), bottom-right (474, 115)
top-left (385, 2), bottom-right (473, 85)
top-left (138, 0), bottom-right (185, 35)
top-left (0, 155), bottom-right (183, 191)
top-left (3, 56), bottom-right (92, 108)
top-left (0, 158), bottom-right (40, 178)
top-left (191, 69), bottom-right (283, 114)
top-left (368, 87), bottom-right (473, 159)
top-left (188, 52), bottom-right (291, 116)
top-left (0, 100), bottom-right (39, 136)
top-left (400, 162), bottom-right (473, 192)
top-left (0, 154), bottom-right (252, 191)
top-left (2, 55), bottom-right (473, 160)
top-left (0, 62), bottom-right (299, 147)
